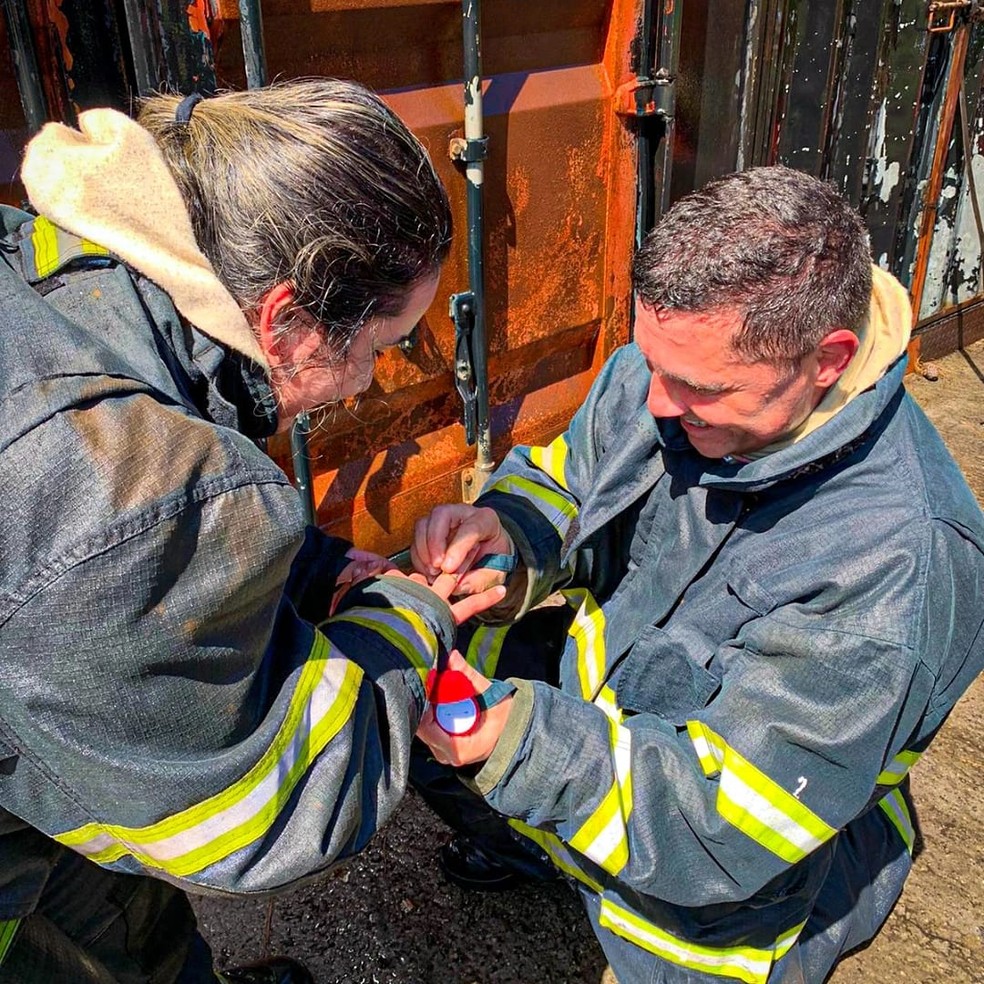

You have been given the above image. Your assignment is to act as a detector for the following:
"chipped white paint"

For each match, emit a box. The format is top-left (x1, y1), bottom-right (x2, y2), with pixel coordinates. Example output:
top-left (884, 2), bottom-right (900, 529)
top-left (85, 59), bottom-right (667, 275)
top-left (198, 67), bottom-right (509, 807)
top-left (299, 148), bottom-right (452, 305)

top-left (868, 99), bottom-right (901, 204)
top-left (464, 74), bottom-right (484, 188)
top-left (949, 153), bottom-right (984, 303)
top-left (878, 252), bottom-right (890, 270)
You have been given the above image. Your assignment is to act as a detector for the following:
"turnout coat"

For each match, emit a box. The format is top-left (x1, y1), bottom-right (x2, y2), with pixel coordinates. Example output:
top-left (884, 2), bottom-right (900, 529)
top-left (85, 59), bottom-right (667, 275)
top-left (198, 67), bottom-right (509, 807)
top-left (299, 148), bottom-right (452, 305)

top-left (0, 206), bottom-right (451, 912)
top-left (468, 342), bottom-right (984, 982)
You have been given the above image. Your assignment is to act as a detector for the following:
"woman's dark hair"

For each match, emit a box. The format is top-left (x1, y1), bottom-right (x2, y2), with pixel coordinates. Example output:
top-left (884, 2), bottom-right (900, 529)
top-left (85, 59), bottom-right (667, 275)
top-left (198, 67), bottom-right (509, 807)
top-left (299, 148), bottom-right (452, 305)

top-left (139, 78), bottom-right (452, 351)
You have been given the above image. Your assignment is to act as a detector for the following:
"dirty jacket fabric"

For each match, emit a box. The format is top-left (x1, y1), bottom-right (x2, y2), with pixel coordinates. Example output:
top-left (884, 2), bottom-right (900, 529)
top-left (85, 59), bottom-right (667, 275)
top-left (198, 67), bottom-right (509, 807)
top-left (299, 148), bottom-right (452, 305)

top-left (469, 343), bottom-right (984, 983)
top-left (0, 204), bottom-right (452, 918)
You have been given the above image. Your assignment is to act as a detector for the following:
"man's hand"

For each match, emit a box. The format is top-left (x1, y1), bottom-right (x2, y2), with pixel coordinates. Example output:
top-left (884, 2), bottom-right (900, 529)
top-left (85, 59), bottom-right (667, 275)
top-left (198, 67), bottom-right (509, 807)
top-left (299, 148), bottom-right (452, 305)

top-left (411, 504), bottom-right (515, 595)
top-left (380, 570), bottom-right (507, 626)
top-left (417, 651), bottom-right (512, 766)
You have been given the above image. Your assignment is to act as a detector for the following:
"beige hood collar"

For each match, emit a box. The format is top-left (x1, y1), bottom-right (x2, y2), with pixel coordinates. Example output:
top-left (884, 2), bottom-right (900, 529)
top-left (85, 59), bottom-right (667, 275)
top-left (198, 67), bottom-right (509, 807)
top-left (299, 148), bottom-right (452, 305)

top-left (744, 265), bottom-right (912, 459)
top-left (20, 108), bottom-right (268, 370)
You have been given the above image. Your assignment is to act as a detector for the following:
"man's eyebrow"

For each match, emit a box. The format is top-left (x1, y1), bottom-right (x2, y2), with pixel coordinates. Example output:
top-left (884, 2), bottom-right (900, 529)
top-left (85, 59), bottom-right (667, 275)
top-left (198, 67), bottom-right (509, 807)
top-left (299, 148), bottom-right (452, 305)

top-left (646, 361), bottom-right (732, 393)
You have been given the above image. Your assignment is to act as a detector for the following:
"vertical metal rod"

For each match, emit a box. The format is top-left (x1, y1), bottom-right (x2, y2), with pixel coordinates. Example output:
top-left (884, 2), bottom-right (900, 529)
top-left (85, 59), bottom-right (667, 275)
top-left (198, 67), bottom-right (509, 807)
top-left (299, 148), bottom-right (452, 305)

top-left (652, 0), bottom-right (683, 224)
top-left (238, 0), bottom-right (268, 91)
top-left (461, 0), bottom-right (493, 488)
top-left (910, 22), bottom-right (970, 324)
top-left (289, 413), bottom-right (317, 527)
top-left (119, 0), bottom-right (159, 95)
top-left (2, 0), bottom-right (48, 133)
top-left (237, 0), bottom-right (316, 523)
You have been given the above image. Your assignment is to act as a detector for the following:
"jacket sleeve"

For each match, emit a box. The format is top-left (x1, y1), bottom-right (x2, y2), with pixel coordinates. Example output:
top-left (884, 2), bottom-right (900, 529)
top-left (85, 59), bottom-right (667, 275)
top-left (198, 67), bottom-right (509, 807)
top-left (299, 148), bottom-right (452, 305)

top-left (475, 345), bottom-right (648, 618)
top-left (0, 418), bottom-right (453, 895)
top-left (471, 521), bottom-right (981, 907)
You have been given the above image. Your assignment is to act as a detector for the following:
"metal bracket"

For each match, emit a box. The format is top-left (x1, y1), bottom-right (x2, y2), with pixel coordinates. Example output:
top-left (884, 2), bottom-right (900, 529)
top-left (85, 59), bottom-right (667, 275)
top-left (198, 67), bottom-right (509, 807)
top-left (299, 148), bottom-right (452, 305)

top-left (927, 0), bottom-right (982, 33)
top-left (614, 70), bottom-right (675, 119)
top-left (449, 136), bottom-right (489, 163)
top-left (449, 291), bottom-right (478, 445)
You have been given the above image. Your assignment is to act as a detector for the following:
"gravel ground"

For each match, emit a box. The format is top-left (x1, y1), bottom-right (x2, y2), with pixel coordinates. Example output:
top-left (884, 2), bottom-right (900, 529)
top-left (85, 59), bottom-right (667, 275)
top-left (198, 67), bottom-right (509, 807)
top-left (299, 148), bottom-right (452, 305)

top-left (193, 340), bottom-right (984, 984)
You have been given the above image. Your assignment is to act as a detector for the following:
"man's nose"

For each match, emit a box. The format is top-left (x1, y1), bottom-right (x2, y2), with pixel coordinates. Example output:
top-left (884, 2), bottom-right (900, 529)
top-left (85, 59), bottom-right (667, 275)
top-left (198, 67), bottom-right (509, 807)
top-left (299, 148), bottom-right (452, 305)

top-left (647, 373), bottom-right (686, 417)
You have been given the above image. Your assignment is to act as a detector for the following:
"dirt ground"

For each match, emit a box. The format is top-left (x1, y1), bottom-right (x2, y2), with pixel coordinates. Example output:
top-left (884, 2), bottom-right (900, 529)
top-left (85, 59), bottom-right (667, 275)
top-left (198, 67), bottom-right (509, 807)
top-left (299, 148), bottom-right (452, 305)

top-left (193, 339), bottom-right (984, 984)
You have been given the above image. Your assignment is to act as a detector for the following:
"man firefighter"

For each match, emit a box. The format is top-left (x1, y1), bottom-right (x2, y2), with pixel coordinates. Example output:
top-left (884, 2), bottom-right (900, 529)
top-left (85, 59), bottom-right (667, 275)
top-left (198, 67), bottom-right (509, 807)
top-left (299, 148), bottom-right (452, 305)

top-left (411, 166), bottom-right (984, 984)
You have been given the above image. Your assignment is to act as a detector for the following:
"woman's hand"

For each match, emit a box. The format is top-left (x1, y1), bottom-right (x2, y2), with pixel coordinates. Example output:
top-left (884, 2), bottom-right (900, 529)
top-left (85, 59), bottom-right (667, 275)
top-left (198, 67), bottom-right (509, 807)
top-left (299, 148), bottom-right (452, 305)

top-left (411, 504), bottom-right (515, 595)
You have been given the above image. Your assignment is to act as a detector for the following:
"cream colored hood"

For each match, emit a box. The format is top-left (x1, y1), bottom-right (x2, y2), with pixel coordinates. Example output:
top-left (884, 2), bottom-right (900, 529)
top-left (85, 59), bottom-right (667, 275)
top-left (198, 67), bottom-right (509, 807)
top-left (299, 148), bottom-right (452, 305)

top-left (20, 108), bottom-right (268, 369)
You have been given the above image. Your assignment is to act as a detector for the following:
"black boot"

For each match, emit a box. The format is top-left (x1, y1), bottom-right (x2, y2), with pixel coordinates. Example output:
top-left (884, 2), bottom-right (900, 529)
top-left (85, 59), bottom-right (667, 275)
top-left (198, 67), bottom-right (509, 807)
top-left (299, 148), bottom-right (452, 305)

top-left (219, 956), bottom-right (314, 984)
top-left (439, 833), bottom-right (559, 891)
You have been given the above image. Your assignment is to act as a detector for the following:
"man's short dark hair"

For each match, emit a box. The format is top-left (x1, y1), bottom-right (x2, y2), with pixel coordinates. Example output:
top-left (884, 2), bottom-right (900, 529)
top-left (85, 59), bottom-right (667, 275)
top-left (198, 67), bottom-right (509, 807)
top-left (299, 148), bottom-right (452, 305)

top-left (632, 166), bottom-right (873, 363)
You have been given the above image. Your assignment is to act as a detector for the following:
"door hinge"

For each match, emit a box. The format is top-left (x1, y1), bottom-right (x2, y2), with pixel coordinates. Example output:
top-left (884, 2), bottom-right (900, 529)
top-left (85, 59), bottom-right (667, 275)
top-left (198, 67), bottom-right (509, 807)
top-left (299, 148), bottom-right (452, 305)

top-left (614, 70), bottom-right (675, 119)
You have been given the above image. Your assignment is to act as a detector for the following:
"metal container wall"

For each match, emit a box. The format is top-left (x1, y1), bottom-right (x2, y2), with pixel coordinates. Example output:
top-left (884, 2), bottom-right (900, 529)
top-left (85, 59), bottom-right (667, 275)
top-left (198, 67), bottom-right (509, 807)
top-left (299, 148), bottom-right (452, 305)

top-left (209, 0), bottom-right (646, 552)
top-left (3, 0), bottom-right (983, 551)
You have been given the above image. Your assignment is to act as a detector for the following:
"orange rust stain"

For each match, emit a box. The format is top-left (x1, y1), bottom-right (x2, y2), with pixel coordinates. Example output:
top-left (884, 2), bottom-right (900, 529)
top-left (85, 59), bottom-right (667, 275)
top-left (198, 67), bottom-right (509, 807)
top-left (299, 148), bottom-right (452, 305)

top-left (186, 0), bottom-right (210, 37)
top-left (47, 0), bottom-right (73, 73)
top-left (511, 167), bottom-right (531, 216)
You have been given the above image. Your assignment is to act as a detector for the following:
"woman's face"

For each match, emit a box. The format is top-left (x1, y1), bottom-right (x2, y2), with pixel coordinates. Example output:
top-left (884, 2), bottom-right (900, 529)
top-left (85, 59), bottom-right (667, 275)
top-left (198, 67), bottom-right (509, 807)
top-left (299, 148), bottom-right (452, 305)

top-left (272, 271), bottom-right (440, 429)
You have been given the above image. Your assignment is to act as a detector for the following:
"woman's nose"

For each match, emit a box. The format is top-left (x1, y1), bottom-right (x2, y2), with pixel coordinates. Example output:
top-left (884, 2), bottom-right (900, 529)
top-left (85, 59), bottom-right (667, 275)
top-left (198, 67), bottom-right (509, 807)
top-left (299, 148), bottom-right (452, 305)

top-left (647, 372), bottom-right (687, 417)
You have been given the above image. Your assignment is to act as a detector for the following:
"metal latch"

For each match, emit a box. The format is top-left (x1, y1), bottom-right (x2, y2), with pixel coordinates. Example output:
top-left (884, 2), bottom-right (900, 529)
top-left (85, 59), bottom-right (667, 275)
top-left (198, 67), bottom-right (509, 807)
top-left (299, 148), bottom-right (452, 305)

top-left (449, 291), bottom-right (477, 445)
top-left (927, 0), bottom-right (982, 33)
top-left (614, 70), bottom-right (675, 119)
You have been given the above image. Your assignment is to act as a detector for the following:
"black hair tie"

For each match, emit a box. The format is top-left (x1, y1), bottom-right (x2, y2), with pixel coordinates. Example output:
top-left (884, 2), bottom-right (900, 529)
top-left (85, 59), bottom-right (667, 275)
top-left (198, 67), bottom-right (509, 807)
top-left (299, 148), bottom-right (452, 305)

top-left (175, 91), bottom-right (205, 123)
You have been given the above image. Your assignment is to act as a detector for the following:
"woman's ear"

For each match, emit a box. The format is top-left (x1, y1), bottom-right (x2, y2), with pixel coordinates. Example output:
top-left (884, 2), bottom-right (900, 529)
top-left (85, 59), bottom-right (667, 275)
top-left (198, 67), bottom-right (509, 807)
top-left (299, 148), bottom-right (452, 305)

top-left (256, 282), bottom-right (323, 371)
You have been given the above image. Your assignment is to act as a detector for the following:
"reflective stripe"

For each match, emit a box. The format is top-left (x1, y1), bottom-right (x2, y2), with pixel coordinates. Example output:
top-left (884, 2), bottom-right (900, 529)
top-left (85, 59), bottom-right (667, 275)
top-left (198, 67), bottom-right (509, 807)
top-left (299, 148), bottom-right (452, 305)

top-left (508, 820), bottom-right (603, 893)
top-left (528, 434), bottom-right (570, 492)
top-left (486, 474), bottom-right (577, 537)
top-left (569, 718), bottom-right (633, 874)
top-left (876, 749), bottom-right (921, 786)
top-left (330, 606), bottom-right (435, 682)
top-left (593, 684), bottom-right (622, 725)
top-left (55, 633), bottom-right (363, 877)
top-left (600, 899), bottom-right (805, 984)
top-left (0, 919), bottom-right (19, 965)
top-left (27, 215), bottom-right (110, 279)
top-left (464, 624), bottom-right (510, 678)
top-left (686, 721), bottom-right (836, 864)
top-left (562, 588), bottom-right (607, 701)
top-left (878, 788), bottom-right (915, 854)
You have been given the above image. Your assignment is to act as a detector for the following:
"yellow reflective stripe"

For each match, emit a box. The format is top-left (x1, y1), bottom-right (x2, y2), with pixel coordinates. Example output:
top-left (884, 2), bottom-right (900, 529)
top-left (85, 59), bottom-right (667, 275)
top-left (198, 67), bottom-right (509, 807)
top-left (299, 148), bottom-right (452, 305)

top-left (687, 721), bottom-right (836, 864)
top-left (687, 719), bottom-right (725, 776)
top-left (464, 624), bottom-right (510, 678)
top-left (569, 716), bottom-right (634, 874)
top-left (80, 237), bottom-right (110, 256)
top-left (528, 434), bottom-right (570, 492)
top-left (562, 588), bottom-right (606, 701)
top-left (878, 788), bottom-right (915, 855)
top-left (508, 819), bottom-right (603, 893)
top-left (600, 899), bottom-right (806, 984)
top-left (330, 606), bottom-right (435, 681)
top-left (486, 474), bottom-right (577, 534)
top-left (876, 749), bottom-right (921, 786)
top-left (594, 684), bottom-right (622, 725)
top-left (0, 919), bottom-right (19, 964)
top-left (55, 634), bottom-right (363, 876)
top-left (31, 215), bottom-right (60, 278)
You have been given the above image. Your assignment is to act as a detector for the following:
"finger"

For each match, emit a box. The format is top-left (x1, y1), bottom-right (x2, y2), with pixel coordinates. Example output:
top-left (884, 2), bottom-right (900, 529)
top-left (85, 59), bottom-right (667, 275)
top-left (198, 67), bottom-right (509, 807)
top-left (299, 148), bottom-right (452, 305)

top-left (449, 584), bottom-right (508, 625)
top-left (412, 517), bottom-right (439, 576)
top-left (428, 570), bottom-right (461, 600)
top-left (426, 506), bottom-right (463, 570)
top-left (454, 568), bottom-right (507, 596)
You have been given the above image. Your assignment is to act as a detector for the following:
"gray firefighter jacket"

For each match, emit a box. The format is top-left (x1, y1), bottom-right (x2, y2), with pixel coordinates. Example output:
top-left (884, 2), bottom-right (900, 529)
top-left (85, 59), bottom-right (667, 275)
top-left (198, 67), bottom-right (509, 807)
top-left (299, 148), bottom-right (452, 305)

top-left (467, 341), bottom-right (984, 983)
top-left (0, 206), bottom-right (453, 914)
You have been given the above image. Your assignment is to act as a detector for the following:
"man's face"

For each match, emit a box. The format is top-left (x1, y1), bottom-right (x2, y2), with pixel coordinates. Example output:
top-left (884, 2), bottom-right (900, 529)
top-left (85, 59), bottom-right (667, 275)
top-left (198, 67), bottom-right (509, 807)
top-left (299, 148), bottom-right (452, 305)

top-left (634, 301), bottom-right (827, 459)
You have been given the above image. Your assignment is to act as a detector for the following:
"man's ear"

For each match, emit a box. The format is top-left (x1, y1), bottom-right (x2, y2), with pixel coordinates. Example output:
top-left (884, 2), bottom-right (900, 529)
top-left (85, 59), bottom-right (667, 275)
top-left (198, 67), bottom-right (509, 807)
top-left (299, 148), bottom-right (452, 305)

top-left (814, 329), bottom-right (860, 388)
top-left (256, 282), bottom-right (323, 370)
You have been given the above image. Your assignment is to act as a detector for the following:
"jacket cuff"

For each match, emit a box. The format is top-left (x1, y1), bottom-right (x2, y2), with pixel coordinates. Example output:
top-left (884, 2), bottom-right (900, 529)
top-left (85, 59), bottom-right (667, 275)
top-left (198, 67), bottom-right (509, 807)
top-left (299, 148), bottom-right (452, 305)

top-left (466, 679), bottom-right (535, 796)
top-left (283, 526), bottom-right (352, 623)
top-left (332, 575), bottom-right (457, 656)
